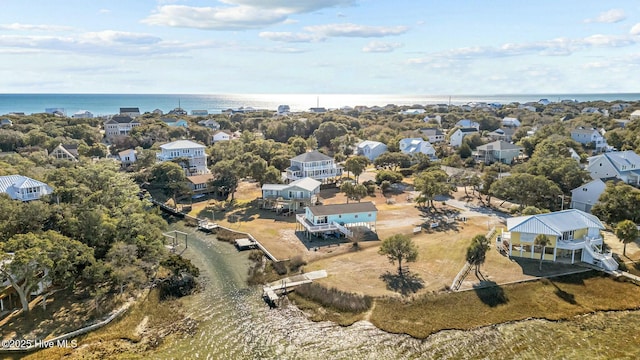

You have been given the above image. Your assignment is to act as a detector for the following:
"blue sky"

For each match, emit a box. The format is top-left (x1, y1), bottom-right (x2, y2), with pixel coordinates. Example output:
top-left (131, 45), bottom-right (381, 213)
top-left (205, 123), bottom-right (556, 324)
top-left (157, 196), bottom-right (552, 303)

top-left (1, 0), bottom-right (640, 94)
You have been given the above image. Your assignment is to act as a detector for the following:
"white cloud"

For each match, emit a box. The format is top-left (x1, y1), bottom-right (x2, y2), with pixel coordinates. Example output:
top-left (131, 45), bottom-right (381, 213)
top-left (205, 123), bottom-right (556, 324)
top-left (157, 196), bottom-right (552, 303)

top-left (219, 0), bottom-right (355, 13)
top-left (259, 32), bottom-right (321, 43)
top-left (362, 41), bottom-right (403, 53)
top-left (630, 23), bottom-right (640, 35)
top-left (0, 23), bottom-right (73, 32)
top-left (584, 9), bottom-right (626, 24)
top-left (304, 23), bottom-right (408, 37)
top-left (81, 31), bottom-right (162, 45)
top-left (99, 9), bottom-right (111, 15)
top-left (141, 5), bottom-right (289, 30)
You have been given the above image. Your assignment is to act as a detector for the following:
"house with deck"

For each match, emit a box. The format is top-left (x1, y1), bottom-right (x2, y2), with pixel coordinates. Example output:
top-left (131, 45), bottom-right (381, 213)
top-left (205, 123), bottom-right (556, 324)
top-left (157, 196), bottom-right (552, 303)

top-left (587, 150), bottom-right (640, 186)
top-left (261, 177), bottom-right (321, 212)
top-left (187, 173), bottom-right (214, 195)
top-left (0, 175), bottom-right (53, 201)
top-left (104, 115), bottom-right (140, 141)
top-left (399, 138), bottom-right (437, 159)
top-left (475, 140), bottom-right (523, 164)
top-left (50, 143), bottom-right (79, 161)
top-left (500, 209), bottom-right (617, 271)
top-left (285, 150), bottom-right (342, 182)
top-left (157, 140), bottom-right (209, 175)
top-left (571, 127), bottom-right (607, 151)
top-left (355, 140), bottom-right (388, 161)
top-left (296, 202), bottom-right (378, 238)
top-left (419, 128), bottom-right (445, 143)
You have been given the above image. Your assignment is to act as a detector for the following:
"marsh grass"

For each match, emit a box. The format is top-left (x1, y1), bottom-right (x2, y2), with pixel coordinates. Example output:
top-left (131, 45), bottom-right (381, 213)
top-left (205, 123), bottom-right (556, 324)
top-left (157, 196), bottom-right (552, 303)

top-left (369, 271), bottom-right (640, 338)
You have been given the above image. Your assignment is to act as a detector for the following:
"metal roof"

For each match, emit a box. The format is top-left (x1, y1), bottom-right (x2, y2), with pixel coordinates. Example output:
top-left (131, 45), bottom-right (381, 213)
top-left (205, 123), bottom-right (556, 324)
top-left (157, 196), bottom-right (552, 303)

top-left (507, 209), bottom-right (604, 235)
top-left (159, 140), bottom-right (206, 150)
top-left (290, 150), bottom-right (333, 163)
top-left (289, 177), bottom-right (322, 192)
top-left (477, 140), bottom-right (523, 151)
top-left (0, 175), bottom-right (53, 200)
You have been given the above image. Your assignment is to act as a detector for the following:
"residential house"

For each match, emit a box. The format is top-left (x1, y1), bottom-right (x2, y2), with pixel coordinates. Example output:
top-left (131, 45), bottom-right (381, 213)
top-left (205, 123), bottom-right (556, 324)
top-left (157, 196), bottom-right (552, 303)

top-left (0, 175), bottom-right (53, 201)
top-left (570, 178), bottom-right (614, 213)
top-left (571, 127), bottom-right (607, 151)
top-left (538, 99), bottom-right (551, 105)
top-left (581, 107), bottom-right (608, 117)
top-left (277, 105), bottom-right (291, 115)
top-left (400, 108), bottom-right (425, 115)
top-left (157, 140), bottom-right (209, 175)
top-left (455, 119), bottom-right (480, 130)
top-left (72, 110), bottom-right (93, 119)
top-left (502, 117), bottom-right (521, 128)
top-left (355, 140), bottom-right (388, 161)
top-left (104, 115), bottom-right (140, 141)
top-left (0, 118), bottom-right (12, 127)
top-left (118, 149), bottom-right (137, 168)
top-left (152, 109), bottom-right (164, 116)
top-left (518, 104), bottom-right (537, 112)
top-left (168, 107), bottom-right (188, 116)
top-left (422, 115), bottom-right (442, 125)
top-left (119, 107), bottom-right (140, 117)
top-left (160, 117), bottom-right (188, 128)
top-left (187, 173), bottom-right (214, 195)
top-left (631, 110), bottom-right (640, 120)
top-left (449, 128), bottom-right (478, 147)
top-left (198, 119), bottom-right (221, 130)
top-left (191, 110), bottom-right (208, 116)
top-left (45, 108), bottom-right (66, 117)
top-left (50, 144), bottom-right (79, 161)
top-left (399, 138), bottom-right (437, 159)
top-left (587, 150), bottom-right (640, 186)
top-left (487, 128), bottom-right (516, 142)
top-left (211, 130), bottom-right (236, 143)
top-left (261, 177), bottom-right (321, 211)
top-left (474, 140), bottom-right (523, 164)
top-left (296, 202), bottom-right (378, 238)
top-left (432, 104), bottom-right (449, 112)
top-left (308, 107), bottom-right (327, 113)
top-left (610, 103), bottom-right (630, 113)
top-left (568, 148), bottom-right (581, 162)
top-left (419, 128), bottom-right (445, 143)
top-left (501, 209), bottom-right (617, 271)
top-left (285, 150), bottom-right (342, 182)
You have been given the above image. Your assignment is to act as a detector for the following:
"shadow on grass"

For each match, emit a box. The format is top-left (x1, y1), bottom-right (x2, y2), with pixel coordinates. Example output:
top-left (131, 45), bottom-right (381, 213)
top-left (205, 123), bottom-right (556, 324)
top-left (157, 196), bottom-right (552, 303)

top-left (472, 280), bottom-right (508, 307)
top-left (380, 271), bottom-right (425, 296)
top-left (550, 281), bottom-right (578, 305)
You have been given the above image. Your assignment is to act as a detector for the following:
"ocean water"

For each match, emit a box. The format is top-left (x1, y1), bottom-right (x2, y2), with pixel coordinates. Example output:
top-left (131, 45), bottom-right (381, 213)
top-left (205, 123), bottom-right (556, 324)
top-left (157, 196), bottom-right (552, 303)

top-left (1, 93), bottom-right (639, 117)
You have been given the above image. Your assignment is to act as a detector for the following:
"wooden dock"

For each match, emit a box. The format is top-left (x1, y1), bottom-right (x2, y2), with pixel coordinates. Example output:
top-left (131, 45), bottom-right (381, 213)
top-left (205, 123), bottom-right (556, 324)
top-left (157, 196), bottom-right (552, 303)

top-left (262, 270), bottom-right (327, 307)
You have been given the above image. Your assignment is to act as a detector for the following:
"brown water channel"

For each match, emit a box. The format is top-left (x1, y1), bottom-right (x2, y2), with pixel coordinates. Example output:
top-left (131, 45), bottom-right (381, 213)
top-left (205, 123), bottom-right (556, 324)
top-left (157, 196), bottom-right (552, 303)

top-left (152, 223), bottom-right (640, 359)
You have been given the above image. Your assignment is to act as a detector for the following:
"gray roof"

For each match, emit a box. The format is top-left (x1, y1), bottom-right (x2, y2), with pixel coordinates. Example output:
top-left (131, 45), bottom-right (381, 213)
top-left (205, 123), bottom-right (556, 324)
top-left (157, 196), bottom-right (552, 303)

top-left (571, 128), bottom-right (599, 136)
top-left (308, 202), bottom-right (378, 216)
top-left (458, 127), bottom-right (478, 133)
top-left (289, 177), bottom-right (322, 192)
top-left (507, 209), bottom-right (604, 235)
top-left (106, 115), bottom-right (137, 124)
top-left (0, 175), bottom-right (53, 200)
top-left (291, 150), bottom-right (333, 163)
top-left (477, 140), bottom-right (523, 151)
top-left (262, 184), bottom-right (288, 191)
top-left (159, 140), bottom-right (206, 150)
top-left (120, 107), bottom-right (140, 113)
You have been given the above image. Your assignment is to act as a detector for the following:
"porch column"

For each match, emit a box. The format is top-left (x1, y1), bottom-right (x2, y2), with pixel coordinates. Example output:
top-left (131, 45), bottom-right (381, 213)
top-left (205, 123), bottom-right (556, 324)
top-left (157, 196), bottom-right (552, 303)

top-left (553, 247), bottom-right (557, 261)
top-left (571, 249), bottom-right (575, 264)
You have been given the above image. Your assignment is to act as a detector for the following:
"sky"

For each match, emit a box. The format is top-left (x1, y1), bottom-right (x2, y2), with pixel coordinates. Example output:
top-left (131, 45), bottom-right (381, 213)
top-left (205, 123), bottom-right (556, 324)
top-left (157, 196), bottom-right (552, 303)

top-left (1, 0), bottom-right (640, 95)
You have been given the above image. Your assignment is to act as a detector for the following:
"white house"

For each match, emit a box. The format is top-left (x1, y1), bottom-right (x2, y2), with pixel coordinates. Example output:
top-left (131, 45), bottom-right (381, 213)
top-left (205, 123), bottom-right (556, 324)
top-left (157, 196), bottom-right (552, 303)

top-left (211, 130), bottom-right (236, 143)
top-left (285, 150), bottom-right (342, 182)
top-left (502, 117), bottom-right (521, 127)
top-left (449, 128), bottom-right (478, 147)
top-left (571, 128), bottom-right (607, 151)
top-left (72, 110), bottom-right (93, 119)
top-left (0, 175), bottom-right (53, 201)
top-left (104, 115), bottom-right (141, 140)
top-left (455, 119), bottom-right (480, 130)
top-left (570, 178), bottom-right (611, 213)
top-left (157, 140), bottom-right (209, 175)
top-left (296, 202), bottom-right (378, 238)
top-left (399, 138), bottom-right (437, 159)
top-left (261, 177), bottom-right (321, 211)
top-left (419, 128), bottom-right (445, 143)
top-left (355, 140), bottom-right (388, 161)
top-left (118, 149), bottom-right (137, 167)
top-left (587, 150), bottom-right (640, 186)
top-left (630, 109), bottom-right (640, 120)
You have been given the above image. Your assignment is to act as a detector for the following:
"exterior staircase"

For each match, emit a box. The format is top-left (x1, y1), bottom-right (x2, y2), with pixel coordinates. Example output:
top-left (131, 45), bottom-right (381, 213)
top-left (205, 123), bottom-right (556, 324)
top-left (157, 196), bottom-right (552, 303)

top-left (583, 238), bottom-right (619, 271)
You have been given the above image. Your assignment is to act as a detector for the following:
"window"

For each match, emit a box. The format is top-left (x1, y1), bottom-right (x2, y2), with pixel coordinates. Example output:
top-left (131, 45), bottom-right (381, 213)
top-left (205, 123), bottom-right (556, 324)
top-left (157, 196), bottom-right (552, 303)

top-left (355, 214), bottom-right (358, 218)
top-left (562, 230), bottom-right (574, 241)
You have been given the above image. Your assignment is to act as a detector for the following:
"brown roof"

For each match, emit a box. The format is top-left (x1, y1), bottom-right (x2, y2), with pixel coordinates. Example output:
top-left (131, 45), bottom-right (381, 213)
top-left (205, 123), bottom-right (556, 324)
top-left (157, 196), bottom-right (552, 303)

top-left (187, 174), bottom-right (214, 185)
top-left (308, 202), bottom-right (378, 216)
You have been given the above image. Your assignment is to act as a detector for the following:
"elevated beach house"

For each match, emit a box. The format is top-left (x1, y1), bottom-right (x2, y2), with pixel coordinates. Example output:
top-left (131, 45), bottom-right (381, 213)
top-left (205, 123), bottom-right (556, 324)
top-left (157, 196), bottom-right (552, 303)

top-left (500, 209), bottom-right (618, 271)
top-left (0, 175), bottom-right (53, 201)
top-left (157, 140), bottom-right (209, 175)
top-left (587, 150), bottom-right (640, 186)
top-left (474, 140), bottom-right (523, 165)
top-left (261, 177), bottom-right (321, 212)
top-left (296, 202), bottom-right (378, 238)
top-left (285, 150), bottom-right (343, 182)
top-left (355, 140), bottom-right (388, 161)
top-left (104, 115), bottom-right (140, 141)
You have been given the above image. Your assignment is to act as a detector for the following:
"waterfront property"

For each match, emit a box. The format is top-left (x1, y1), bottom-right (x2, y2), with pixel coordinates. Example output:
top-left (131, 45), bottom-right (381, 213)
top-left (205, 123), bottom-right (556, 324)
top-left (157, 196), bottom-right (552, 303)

top-left (50, 143), bottom-right (79, 161)
top-left (103, 115), bottom-right (141, 141)
top-left (355, 140), bottom-right (388, 161)
top-left (157, 140), bottom-right (210, 175)
top-left (0, 175), bottom-right (53, 201)
top-left (474, 140), bottom-right (523, 164)
top-left (187, 173), bottom-right (214, 195)
top-left (261, 177), bottom-right (321, 212)
top-left (587, 150), bottom-right (640, 186)
top-left (285, 150), bottom-right (343, 182)
top-left (296, 202), bottom-right (378, 238)
top-left (501, 209), bottom-right (618, 271)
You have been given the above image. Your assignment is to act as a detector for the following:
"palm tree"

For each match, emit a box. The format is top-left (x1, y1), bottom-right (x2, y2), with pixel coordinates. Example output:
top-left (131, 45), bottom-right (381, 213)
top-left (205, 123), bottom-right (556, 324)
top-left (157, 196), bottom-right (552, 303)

top-left (534, 234), bottom-right (551, 271)
top-left (615, 220), bottom-right (639, 257)
top-left (466, 235), bottom-right (490, 278)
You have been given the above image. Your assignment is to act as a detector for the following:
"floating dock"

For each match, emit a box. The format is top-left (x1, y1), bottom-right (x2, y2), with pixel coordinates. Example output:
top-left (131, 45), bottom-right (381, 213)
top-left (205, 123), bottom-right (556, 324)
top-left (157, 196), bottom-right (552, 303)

top-left (198, 221), bottom-right (218, 232)
top-left (234, 238), bottom-right (257, 250)
top-left (262, 270), bottom-right (327, 307)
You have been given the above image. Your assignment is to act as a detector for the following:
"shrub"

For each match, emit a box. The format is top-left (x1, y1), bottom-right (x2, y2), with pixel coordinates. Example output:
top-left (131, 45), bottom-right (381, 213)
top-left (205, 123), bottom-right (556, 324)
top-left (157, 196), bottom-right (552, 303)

top-left (272, 261), bottom-right (288, 276)
top-left (288, 255), bottom-right (307, 272)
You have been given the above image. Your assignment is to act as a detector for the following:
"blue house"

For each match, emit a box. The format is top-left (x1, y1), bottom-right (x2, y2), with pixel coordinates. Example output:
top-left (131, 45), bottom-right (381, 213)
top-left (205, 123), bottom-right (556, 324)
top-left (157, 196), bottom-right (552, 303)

top-left (296, 202), bottom-right (378, 238)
